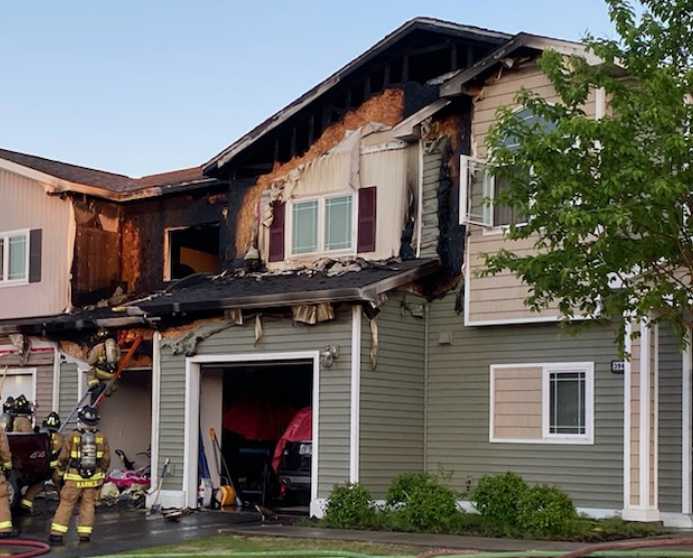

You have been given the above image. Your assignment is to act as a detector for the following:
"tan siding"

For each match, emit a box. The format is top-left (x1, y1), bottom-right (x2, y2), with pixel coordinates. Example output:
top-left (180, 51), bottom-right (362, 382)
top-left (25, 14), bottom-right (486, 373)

top-left (0, 169), bottom-right (72, 319)
top-left (493, 366), bottom-right (542, 440)
top-left (630, 337), bottom-right (641, 506)
top-left (466, 59), bottom-right (598, 325)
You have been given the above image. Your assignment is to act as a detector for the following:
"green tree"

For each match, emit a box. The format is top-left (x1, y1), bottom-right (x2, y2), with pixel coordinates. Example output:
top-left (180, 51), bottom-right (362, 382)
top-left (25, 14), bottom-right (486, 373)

top-left (484, 0), bottom-right (693, 345)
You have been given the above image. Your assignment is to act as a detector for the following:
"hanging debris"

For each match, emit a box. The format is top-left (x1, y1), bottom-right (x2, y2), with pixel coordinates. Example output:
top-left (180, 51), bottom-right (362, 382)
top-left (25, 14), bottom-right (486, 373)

top-left (369, 318), bottom-right (379, 369)
top-left (292, 303), bottom-right (335, 325)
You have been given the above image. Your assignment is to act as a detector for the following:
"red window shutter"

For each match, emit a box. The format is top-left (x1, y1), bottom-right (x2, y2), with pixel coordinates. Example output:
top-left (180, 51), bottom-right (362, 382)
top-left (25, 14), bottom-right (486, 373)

top-left (268, 202), bottom-right (285, 262)
top-left (357, 186), bottom-right (377, 253)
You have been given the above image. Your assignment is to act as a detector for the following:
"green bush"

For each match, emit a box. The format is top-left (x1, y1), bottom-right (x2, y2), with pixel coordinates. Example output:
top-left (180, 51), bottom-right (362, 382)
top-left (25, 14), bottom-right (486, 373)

top-left (384, 472), bottom-right (460, 532)
top-left (324, 483), bottom-right (376, 529)
top-left (385, 472), bottom-right (435, 506)
top-left (471, 472), bottom-right (528, 523)
top-left (517, 485), bottom-right (577, 535)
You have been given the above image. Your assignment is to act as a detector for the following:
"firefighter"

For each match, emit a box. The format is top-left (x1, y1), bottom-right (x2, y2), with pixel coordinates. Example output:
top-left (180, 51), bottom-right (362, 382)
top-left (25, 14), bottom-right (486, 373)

top-left (86, 330), bottom-right (121, 403)
top-left (12, 395), bottom-right (33, 433)
top-left (0, 422), bottom-right (14, 537)
top-left (0, 398), bottom-right (15, 432)
top-left (49, 406), bottom-right (110, 544)
top-left (21, 412), bottom-right (65, 514)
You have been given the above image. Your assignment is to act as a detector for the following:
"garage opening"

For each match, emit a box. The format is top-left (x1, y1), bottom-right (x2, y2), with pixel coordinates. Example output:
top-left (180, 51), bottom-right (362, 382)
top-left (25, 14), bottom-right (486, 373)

top-left (99, 370), bottom-right (152, 481)
top-left (199, 360), bottom-right (313, 514)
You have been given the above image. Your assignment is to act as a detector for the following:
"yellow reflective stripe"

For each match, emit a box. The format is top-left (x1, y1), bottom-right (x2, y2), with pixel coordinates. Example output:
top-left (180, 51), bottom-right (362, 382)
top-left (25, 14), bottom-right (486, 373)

top-left (88, 379), bottom-right (99, 386)
top-left (50, 460), bottom-right (59, 468)
top-left (2, 462), bottom-right (11, 469)
top-left (0, 521), bottom-right (12, 530)
top-left (70, 451), bottom-right (79, 457)
top-left (21, 499), bottom-right (32, 509)
top-left (96, 452), bottom-right (104, 458)
top-left (96, 436), bottom-right (104, 443)
top-left (64, 472), bottom-right (105, 482)
top-left (77, 525), bottom-right (93, 534)
top-left (51, 523), bottom-right (68, 533)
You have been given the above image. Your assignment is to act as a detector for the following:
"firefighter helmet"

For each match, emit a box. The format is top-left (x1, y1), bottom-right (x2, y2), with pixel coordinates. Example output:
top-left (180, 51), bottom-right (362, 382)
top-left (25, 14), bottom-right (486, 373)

top-left (42, 411), bottom-right (61, 431)
top-left (14, 394), bottom-right (31, 416)
top-left (2, 397), bottom-right (15, 415)
top-left (77, 405), bottom-right (99, 426)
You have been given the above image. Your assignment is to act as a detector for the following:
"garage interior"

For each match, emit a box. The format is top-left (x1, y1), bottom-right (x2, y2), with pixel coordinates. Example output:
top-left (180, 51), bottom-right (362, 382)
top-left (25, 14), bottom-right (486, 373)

top-left (200, 361), bottom-right (313, 513)
top-left (99, 370), bottom-right (152, 472)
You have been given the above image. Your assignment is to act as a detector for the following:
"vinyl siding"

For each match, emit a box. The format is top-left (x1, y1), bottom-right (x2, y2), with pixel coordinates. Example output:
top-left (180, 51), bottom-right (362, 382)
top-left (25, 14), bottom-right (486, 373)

top-left (466, 59), bottom-right (597, 325)
top-left (658, 323), bottom-right (683, 513)
top-left (58, 362), bottom-right (79, 421)
top-left (158, 306), bottom-right (354, 496)
top-left (0, 168), bottom-right (73, 319)
top-left (427, 293), bottom-right (624, 510)
top-left (359, 293), bottom-right (425, 497)
top-left (419, 143), bottom-right (444, 258)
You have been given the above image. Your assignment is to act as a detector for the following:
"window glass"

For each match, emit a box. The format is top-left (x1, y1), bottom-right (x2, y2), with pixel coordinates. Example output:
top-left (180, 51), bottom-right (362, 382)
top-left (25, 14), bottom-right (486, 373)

top-left (292, 201), bottom-right (319, 254)
top-left (325, 196), bottom-right (353, 250)
top-left (8, 234), bottom-right (27, 281)
top-left (548, 371), bottom-right (586, 435)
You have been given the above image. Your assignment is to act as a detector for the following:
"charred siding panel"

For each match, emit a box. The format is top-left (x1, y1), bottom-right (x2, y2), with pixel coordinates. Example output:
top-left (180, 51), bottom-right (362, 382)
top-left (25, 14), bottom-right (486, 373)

top-left (658, 323), bottom-right (682, 513)
top-left (158, 307), bottom-right (353, 496)
top-left (359, 293), bottom-right (425, 497)
top-left (427, 293), bottom-right (624, 509)
top-left (0, 169), bottom-right (72, 319)
top-left (419, 146), bottom-right (442, 258)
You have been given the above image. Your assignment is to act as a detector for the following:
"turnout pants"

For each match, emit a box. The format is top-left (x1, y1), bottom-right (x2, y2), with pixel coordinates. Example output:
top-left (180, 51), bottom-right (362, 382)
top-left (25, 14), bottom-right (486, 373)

top-left (50, 481), bottom-right (98, 538)
top-left (23, 470), bottom-right (63, 511)
top-left (0, 474), bottom-right (12, 533)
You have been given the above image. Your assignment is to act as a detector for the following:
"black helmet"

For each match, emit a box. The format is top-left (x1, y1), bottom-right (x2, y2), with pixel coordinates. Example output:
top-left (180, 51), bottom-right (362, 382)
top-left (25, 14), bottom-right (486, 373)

top-left (42, 412), bottom-right (61, 431)
top-left (2, 397), bottom-right (15, 415)
top-left (77, 405), bottom-right (99, 426)
top-left (14, 394), bottom-right (31, 416)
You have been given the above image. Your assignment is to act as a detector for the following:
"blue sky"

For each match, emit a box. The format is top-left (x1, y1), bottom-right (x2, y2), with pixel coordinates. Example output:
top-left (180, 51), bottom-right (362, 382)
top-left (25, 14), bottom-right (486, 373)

top-left (0, 1), bottom-right (619, 177)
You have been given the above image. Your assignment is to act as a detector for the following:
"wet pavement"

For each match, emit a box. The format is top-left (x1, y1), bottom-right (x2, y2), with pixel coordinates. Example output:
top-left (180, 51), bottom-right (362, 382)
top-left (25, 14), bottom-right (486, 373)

top-left (10, 501), bottom-right (263, 557)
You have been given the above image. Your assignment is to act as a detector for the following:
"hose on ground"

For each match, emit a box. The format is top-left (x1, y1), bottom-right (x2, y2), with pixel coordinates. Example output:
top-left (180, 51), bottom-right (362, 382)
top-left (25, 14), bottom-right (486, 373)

top-left (0, 538), bottom-right (51, 558)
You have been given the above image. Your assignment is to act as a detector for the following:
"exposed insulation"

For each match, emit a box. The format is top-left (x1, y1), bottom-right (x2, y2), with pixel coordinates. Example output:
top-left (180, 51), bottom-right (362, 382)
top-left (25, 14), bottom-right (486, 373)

top-left (235, 88), bottom-right (406, 255)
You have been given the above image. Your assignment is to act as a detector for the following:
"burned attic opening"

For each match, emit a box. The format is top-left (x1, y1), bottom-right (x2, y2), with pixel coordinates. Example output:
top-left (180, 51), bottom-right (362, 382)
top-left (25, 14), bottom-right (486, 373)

top-left (166, 222), bottom-right (221, 280)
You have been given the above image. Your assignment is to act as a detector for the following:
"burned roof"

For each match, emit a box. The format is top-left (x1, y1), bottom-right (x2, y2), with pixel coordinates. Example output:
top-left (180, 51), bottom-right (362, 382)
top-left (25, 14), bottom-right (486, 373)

top-left (203, 17), bottom-right (511, 174)
top-left (137, 257), bottom-right (439, 313)
top-left (0, 147), bottom-right (214, 201)
top-left (0, 258), bottom-right (439, 335)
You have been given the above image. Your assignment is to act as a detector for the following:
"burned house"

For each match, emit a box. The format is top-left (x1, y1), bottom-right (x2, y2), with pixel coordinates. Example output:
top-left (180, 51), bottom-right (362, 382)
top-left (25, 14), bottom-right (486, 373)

top-left (0, 17), bottom-right (690, 525)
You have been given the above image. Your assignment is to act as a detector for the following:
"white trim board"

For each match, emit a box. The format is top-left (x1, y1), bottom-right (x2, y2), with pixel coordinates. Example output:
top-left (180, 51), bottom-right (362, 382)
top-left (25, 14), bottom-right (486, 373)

top-left (183, 351), bottom-right (321, 512)
top-left (150, 332), bottom-right (162, 490)
top-left (683, 328), bottom-right (692, 515)
top-left (349, 305), bottom-right (362, 483)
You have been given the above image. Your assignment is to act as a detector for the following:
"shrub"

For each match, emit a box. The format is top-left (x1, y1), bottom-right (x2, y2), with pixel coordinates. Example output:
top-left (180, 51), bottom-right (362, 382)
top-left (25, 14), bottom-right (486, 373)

top-left (385, 472), bottom-right (433, 506)
top-left (471, 472), bottom-right (528, 523)
top-left (385, 472), bottom-right (460, 532)
top-left (324, 483), bottom-right (376, 529)
top-left (517, 485), bottom-right (577, 535)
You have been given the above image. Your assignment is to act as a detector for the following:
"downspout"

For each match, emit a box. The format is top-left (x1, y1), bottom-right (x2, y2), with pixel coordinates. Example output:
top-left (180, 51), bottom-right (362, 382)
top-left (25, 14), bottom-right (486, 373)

top-left (423, 302), bottom-right (430, 472)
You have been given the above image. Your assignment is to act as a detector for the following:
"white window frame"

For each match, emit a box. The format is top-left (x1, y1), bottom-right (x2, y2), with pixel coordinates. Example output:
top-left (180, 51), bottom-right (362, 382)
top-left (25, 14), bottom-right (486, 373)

top-left (541, 362), bottom-right (594, 444)
top-left (286, 191), bottom-right (358, 258)
top-left (489, 362), bottom-right (594, 445)
top-left (0, 229), bottom-right (30, 288)
top-left (1, 367), bottom-right (37, 406)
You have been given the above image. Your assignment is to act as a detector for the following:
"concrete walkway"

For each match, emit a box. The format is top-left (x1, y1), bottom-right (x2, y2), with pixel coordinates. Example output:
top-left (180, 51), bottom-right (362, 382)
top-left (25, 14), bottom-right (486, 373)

top-left (225, 523), bottom-right (585, 552)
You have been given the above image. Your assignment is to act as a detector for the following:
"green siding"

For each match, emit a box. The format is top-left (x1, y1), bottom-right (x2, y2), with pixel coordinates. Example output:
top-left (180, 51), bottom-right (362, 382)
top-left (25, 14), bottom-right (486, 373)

top-left (158, 306), bottom-right (354, 496)
top-left (359, 293), bottom-right (425, 497)
top-left (58, 362), bottom-right (79, 422)
top-left (658, 323), bottom-right (683, 513)
top-left (427, 293), bottom-right (624, 510)
top-left (419, 143), bottom-right (445, 258)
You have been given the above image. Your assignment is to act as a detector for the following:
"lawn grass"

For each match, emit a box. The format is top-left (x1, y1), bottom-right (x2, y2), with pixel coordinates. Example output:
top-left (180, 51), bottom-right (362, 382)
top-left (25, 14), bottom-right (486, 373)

top-left (112, 534), bottom-right (427, 558)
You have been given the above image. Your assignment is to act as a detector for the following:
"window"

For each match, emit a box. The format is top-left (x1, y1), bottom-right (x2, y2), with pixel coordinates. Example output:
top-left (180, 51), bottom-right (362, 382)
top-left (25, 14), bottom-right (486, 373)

top-left (489, 362), bottom-right (594, 444)
top-left (0, 230), bottom-right (29, 285)
top-left (165, 223), bottom-right (221, 281)
top-left (548, 370), bottom-right (586, 435)
top-left (459, 108), bottom-right (555, 229)
top-left (290, 194), bottom-right (354, 256)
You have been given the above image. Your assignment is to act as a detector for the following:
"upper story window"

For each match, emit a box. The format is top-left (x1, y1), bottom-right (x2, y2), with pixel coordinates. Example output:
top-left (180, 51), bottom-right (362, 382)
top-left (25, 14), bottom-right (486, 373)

top-left (290, 194), bottom-right (354, 256)
top-left (460, 108), bottom-right (555, 229)
top-left (266, 187), bottom-right (377, 263)
top-left (0, 230), bottom-right (29, 286)
top-left (165, 223), bottom-right (221, 281)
